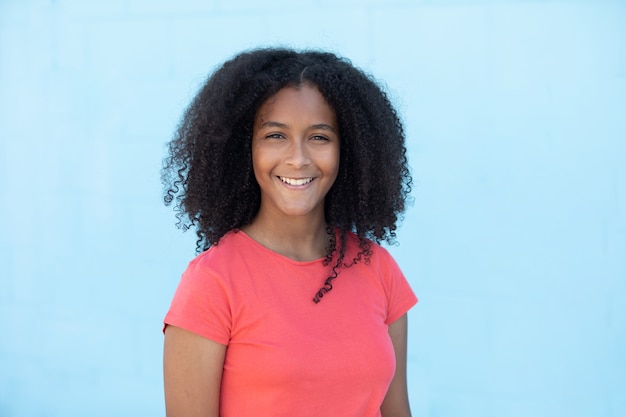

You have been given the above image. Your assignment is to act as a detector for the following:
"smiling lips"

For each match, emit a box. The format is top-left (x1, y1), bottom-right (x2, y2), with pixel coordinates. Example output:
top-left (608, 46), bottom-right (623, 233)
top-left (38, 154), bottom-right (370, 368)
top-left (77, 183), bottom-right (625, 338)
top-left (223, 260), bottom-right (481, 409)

top-left (278, 176), bottom-right (314, 186)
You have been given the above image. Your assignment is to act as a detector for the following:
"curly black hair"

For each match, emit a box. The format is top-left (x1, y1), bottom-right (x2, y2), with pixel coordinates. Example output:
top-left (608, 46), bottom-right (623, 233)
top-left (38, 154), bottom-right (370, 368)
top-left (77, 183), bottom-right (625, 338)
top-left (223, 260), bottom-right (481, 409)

top-left (162, 47), bottom-right (411, 302)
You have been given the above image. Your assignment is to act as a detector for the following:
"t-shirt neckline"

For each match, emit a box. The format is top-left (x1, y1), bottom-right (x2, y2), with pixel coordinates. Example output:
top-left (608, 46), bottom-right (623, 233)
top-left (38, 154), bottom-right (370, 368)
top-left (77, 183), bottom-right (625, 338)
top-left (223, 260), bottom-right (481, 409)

top-left (234, 229), bottom-right (329, 267)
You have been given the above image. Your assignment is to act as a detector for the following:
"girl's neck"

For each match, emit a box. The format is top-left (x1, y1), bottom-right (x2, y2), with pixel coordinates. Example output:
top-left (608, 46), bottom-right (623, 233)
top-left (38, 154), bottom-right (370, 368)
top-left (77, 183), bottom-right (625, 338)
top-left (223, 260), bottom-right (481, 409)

top-left (241, 212), bottom-right (330, 262)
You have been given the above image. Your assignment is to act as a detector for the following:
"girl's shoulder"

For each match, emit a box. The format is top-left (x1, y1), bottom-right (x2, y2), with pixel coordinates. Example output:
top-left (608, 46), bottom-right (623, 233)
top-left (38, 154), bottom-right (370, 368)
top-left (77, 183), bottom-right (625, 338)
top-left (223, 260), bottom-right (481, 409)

top-left (342, 230), bottom-right (394, 263)
top-left (186, 230), bottom-right (250, 272)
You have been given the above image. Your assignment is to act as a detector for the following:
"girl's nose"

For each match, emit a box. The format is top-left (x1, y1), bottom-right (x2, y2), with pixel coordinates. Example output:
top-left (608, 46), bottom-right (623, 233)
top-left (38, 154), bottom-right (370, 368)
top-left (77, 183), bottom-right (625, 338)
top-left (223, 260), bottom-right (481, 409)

top-left (285, 139), bottom-right (311, 168)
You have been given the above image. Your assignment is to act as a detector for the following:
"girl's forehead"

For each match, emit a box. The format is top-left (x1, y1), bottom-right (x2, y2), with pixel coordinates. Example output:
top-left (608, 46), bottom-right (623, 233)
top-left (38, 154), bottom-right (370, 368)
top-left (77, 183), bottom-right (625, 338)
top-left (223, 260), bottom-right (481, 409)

top-left (255, 85), bottom-right (336, 124)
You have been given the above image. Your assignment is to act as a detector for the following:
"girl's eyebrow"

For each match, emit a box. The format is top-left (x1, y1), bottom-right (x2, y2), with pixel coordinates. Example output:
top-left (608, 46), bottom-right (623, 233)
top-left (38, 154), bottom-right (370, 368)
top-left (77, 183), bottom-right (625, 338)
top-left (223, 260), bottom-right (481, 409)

top-left (260, 121), bottom-right (287, 129)
top-left (260, 121), bottom-right (337, 133)
top-left (311, 123), bottom-right (337, 133)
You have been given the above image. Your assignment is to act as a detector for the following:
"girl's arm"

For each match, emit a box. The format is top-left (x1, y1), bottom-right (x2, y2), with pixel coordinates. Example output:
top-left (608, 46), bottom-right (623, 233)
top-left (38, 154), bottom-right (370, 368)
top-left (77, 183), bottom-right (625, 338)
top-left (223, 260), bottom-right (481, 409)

top-left (163, 325), bottom-right (227, 417)
top-left (380, 313), bottom-right (412, 417)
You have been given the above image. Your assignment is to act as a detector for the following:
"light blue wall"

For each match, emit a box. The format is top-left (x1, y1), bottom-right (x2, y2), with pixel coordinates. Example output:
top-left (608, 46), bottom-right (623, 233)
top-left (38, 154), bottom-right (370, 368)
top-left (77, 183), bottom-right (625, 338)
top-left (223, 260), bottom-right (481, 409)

top-left (1, 1), bottom-right (624, 416)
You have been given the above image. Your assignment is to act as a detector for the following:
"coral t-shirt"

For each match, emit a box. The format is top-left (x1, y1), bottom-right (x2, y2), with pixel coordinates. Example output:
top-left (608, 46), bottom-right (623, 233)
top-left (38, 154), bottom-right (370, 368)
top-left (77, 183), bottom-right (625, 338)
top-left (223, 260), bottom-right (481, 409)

top-left (164, 230), bottom-right (417, 417)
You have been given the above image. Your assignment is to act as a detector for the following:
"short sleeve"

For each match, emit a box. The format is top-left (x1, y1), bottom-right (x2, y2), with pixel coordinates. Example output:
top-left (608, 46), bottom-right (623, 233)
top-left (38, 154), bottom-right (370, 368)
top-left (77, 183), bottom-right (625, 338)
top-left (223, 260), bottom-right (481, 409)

top-left (377, 247), bottom-right (418, 325)
top-left (163, 257), bottom-right (232, 345)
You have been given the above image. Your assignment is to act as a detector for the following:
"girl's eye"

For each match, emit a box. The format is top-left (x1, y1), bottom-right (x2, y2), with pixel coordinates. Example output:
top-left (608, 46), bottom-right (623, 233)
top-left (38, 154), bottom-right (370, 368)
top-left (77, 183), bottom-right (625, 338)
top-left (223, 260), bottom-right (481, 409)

top-left (266, 133), bottom-right (284, 139)
top-left (311, 135), bottom-right (329, 141)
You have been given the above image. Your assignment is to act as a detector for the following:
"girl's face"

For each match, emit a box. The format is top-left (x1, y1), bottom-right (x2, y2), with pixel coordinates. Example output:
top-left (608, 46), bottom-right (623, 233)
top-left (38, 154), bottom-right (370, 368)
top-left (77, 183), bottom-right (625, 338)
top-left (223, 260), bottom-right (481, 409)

top-left (251, 84), bottom-right (340, 221)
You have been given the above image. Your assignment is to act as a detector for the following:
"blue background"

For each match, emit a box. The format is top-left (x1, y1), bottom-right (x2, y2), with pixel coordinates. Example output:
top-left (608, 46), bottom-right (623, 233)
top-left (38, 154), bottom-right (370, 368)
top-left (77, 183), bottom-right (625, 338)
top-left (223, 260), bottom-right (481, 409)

top-left (1, 0), bottom-right (625, 416)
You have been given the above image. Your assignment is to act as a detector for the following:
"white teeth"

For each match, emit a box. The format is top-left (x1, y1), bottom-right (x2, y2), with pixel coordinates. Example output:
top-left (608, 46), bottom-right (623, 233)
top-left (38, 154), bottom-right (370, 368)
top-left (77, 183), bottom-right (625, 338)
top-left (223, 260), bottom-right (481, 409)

top-left (280, 177), bottom-right (313, 186)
